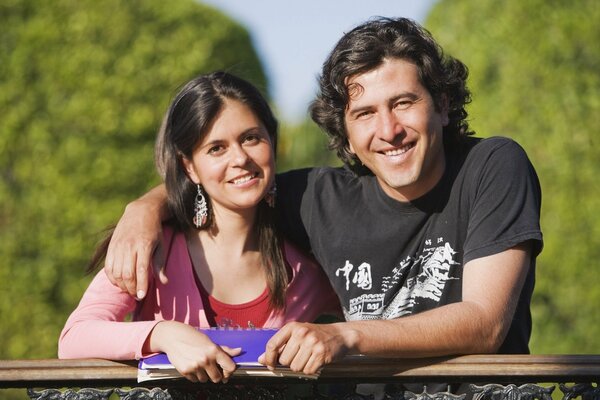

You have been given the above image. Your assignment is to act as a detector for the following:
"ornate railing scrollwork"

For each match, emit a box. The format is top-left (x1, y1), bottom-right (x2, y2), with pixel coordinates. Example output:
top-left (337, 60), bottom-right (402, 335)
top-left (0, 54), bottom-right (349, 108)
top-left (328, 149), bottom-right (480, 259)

top-left (27, 388), bottom-right (114, 400)
top-left (470, 384), bottom-right (554, 400)
top-left (560, 383), bottom-right (600, 400)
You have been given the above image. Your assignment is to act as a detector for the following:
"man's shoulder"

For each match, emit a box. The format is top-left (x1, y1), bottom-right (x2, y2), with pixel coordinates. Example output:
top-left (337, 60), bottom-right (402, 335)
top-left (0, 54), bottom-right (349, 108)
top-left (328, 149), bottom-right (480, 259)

top-left (458, 136), bottom-right (531, 166)
top-left (278, 166), bottom-right (360, 190)
top-left (465, 135), bottom-right (526, 154)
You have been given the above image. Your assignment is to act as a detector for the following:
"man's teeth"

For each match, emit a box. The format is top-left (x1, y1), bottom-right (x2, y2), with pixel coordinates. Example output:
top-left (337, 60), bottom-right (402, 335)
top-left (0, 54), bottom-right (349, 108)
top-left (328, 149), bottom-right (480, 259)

top-left (232, 174), bottom-right (254, 184)
top-left (384, 144), bottom-right (412, 156)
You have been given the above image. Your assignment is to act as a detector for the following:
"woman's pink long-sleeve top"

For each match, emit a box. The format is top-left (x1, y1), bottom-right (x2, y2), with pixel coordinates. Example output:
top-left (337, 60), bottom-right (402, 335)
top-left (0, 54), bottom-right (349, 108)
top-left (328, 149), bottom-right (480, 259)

top-left (58, 226), bottom-right (341, 360)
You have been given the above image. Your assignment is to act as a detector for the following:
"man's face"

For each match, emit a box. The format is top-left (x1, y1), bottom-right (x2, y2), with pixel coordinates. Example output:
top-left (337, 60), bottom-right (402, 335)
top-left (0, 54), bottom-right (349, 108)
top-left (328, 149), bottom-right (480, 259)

top-left (344, 58), bottom-right (449, 202)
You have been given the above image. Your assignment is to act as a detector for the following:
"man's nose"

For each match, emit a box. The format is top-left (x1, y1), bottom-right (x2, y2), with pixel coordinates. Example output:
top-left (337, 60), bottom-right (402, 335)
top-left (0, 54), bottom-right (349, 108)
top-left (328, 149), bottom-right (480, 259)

top-left (377, 110), bottom-right (403, 142)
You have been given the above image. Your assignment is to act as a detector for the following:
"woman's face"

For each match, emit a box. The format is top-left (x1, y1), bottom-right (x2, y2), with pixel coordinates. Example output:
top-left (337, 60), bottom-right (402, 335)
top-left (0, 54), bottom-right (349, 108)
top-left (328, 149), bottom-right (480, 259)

top-left (182, 98), bottom-right (275, 217)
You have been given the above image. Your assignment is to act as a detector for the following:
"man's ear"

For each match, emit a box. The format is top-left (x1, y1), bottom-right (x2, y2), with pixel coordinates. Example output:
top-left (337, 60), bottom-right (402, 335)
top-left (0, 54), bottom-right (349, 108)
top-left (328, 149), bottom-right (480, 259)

top-left (347, 141), bottom-right (356, 155)
top-left (180, 156), bottom-right (200, 185)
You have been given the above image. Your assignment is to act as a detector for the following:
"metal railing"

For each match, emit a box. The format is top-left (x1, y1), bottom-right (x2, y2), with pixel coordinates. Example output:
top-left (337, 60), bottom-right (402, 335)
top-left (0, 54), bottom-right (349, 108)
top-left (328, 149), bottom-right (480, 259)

top-left (1, 355), bottom-right (599, 399)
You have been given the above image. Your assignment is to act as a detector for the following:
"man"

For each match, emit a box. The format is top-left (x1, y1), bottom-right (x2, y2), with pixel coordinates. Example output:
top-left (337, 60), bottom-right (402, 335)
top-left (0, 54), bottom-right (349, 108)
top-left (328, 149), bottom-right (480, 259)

top-left (105, 17), bottom-right (542, 375)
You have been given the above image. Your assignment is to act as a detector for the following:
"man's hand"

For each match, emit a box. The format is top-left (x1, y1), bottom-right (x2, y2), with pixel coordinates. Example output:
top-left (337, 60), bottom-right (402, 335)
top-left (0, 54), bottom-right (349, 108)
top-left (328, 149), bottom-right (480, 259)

top-left (258, 322), bottom-right (358, 375)
top-left (148, 322), bottom-right (241, 383)
top-left (104, 185), bottom-right (170, 299)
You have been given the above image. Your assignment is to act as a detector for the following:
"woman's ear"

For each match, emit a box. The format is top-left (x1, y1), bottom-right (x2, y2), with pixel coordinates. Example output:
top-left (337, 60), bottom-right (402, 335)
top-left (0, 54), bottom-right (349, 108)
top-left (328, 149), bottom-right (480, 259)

top-left (180, 156), bottom-right (201, 185)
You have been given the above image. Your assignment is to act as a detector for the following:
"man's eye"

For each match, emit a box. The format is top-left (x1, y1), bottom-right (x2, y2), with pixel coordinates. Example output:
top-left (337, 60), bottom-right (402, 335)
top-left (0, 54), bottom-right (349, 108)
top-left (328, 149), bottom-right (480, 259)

top-left (394, 100), bottom-right (412, 110)
top-left (356, 111), bottom-right (372, 119)
top-left (243, 134), bottom-right (260, 143)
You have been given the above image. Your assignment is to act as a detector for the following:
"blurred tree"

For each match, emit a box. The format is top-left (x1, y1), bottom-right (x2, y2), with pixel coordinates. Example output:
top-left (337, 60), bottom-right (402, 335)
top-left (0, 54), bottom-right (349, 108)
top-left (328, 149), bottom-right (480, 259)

top-left (0, 0), bottom-right (268, 359)
top-left (278, 118), bottom-right (341, 172)
top-left (427, 0), bottom-right (600, 352)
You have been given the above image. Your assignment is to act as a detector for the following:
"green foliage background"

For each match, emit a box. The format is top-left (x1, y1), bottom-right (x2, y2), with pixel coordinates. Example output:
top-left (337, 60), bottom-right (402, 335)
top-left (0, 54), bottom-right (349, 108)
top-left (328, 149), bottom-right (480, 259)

top-left (427, 0), bottom-right (600, 353)
top-left (0, 0), bottom-right (337, 375)
top-left (0, 0), bottom-right (598, 391)
top-left (0, 0), bottom-right (272, 360)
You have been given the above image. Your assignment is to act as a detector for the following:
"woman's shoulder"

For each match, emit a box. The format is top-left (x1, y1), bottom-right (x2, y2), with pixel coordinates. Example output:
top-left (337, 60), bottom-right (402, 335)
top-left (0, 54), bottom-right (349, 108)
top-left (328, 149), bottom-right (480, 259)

top-left (158, 223), bottom-right (193, 279)
top-left (282, 240), bottom-right (333, 290)
top-left (282, 240), bottom-right (321, 277)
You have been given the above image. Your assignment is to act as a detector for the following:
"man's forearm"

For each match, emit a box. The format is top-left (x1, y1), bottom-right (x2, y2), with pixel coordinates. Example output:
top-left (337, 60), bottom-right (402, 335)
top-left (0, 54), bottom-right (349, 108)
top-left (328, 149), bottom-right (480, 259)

top-left (105, 183), bottom-right (172, 297)
top-left (259, 300), bottom-right (504, 375)
top-left (127, 184), bottom-right (170, 222)
top-left (344, 246), bottom-right (531, 358)
top-left (343, 301), bottom-right (501, 358)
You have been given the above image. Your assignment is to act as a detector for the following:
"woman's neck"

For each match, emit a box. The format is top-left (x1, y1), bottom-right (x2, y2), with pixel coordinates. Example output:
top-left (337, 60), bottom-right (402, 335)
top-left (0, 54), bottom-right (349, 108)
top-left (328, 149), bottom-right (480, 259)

top-left (186, 206), bottom-right (267, 304)
top-left (200, 206), bottom-right (258, 252)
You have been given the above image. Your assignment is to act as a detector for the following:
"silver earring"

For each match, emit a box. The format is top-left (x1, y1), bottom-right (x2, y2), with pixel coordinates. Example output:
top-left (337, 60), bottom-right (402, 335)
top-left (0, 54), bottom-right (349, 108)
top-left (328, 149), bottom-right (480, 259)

top-left (193, 184), bottom-right (208, 228)
top-left (265, 182), bottom-right (276, 208)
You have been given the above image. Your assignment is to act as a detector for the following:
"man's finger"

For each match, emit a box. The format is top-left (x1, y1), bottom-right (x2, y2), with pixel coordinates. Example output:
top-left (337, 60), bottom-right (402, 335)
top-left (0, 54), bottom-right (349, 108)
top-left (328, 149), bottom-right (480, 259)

top-left (303, 352), bottom-right (325, 375)
top-left (136, 251), bottom-right (149, 300)
top-left (104, 260), bottom-right (117, 286)
top-left (135, 241), bottom-right (156, 299)
top-left (279, 340), bottom-right (303, 369)
top-left (262, 327), bottom-right (292, 368)
top-left (104, 235), bottom-right (117, 284)
top-left (110, 255), bottom-right (128, 293)
top-left (122, 254), bottom-right (138, 297)
top-left (152, 242), bottom-right (168, 285)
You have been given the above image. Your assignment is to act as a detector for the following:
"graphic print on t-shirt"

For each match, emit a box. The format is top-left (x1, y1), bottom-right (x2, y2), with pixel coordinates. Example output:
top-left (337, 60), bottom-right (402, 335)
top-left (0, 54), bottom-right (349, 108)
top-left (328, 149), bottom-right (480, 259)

top-left (341, 239), bottom-right (459, 321)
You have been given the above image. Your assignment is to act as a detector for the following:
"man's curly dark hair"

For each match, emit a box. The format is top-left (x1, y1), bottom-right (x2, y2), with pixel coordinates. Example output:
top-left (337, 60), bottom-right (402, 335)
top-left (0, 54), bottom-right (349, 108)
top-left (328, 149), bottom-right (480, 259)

top-left (310, 17), bottom-right (473, 174)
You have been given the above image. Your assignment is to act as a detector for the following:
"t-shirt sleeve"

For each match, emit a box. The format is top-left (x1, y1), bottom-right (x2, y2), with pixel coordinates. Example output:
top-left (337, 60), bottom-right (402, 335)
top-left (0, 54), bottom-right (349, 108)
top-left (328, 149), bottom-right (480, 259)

top-left (463, 138), bottom-right (543, 264)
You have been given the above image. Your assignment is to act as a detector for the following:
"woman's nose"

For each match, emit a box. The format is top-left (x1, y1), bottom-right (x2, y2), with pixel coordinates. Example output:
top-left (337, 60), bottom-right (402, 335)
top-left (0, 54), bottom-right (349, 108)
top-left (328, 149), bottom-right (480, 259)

top-left (230, 144), bottom-right (250, 166)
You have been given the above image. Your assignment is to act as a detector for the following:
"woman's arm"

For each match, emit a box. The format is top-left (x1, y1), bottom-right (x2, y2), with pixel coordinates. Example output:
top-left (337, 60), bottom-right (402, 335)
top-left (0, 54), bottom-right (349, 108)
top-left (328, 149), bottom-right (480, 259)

top-left (58, 270), bottom-right (159, 360)
top-left (146, 321), bottom-right (241, 383)
top-left (59, 270), bottom-right (242, 383)
top-left (104, 184), bottom-right (170, 299)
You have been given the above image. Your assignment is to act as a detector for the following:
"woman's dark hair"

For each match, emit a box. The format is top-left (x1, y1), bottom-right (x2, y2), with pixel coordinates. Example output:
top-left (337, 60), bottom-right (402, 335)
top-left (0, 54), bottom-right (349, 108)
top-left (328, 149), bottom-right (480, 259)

top-left (310, 17), bottom-right (473, 174)
top-left (89, 71), bottom-right (288, 309)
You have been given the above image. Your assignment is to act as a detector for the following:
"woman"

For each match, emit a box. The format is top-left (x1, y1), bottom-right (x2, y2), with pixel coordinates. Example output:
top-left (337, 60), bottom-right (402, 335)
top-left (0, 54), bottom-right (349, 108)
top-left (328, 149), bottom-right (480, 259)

top-left (58, 72), bottom-right (341, 383)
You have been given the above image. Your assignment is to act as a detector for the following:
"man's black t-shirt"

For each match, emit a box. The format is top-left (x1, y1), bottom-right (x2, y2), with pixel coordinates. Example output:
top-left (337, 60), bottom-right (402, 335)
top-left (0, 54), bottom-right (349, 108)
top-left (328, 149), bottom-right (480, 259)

top-left (276, 136), bottom-right (542, 353)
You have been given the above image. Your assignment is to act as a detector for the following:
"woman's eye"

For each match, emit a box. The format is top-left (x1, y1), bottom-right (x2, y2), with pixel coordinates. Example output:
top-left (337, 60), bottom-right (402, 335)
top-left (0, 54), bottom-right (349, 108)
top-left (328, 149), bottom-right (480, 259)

top-left (207, 145), bottom-right (224, 155)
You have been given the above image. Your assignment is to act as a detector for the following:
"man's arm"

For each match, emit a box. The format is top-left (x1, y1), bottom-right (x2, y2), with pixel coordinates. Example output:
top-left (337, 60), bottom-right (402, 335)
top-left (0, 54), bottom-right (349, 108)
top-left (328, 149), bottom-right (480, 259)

top-left (104, 184), bottom-right (170, 298)
top-left (259, 243), bottom-right (531, 374)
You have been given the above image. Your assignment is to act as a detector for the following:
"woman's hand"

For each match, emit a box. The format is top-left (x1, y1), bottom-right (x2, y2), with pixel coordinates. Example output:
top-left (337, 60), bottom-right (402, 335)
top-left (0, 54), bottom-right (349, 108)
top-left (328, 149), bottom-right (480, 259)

top-left (148, 322), bottom-right (241, 383)
top-left (104, 185), bottom-right (170, 299)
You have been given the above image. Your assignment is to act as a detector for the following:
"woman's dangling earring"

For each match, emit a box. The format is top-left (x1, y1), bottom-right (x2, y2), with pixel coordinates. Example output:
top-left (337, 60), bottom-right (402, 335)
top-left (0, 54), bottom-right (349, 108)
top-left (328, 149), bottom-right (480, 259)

top-left (265, 182), bottom-right (276, 208)
top-left (193, 184), bottom-right (208, 228)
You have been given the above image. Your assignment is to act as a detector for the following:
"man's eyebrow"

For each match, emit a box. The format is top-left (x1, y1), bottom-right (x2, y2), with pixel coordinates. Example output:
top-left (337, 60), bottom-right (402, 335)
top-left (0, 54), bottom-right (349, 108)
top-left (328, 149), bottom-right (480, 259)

top-left (390, 92), bottom-right (420, 102)
top-left (346, 104), bottom-right (373, 116)
top-left (346, 91), bottom-right (421, 116)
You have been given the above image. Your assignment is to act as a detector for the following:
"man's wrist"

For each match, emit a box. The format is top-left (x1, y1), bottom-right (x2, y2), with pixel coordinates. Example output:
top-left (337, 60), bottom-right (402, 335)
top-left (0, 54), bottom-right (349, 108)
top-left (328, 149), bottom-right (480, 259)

top-left (337, 322), bottom-right (361, 354)
top-left (124, 193), bottom-right (168, 221)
